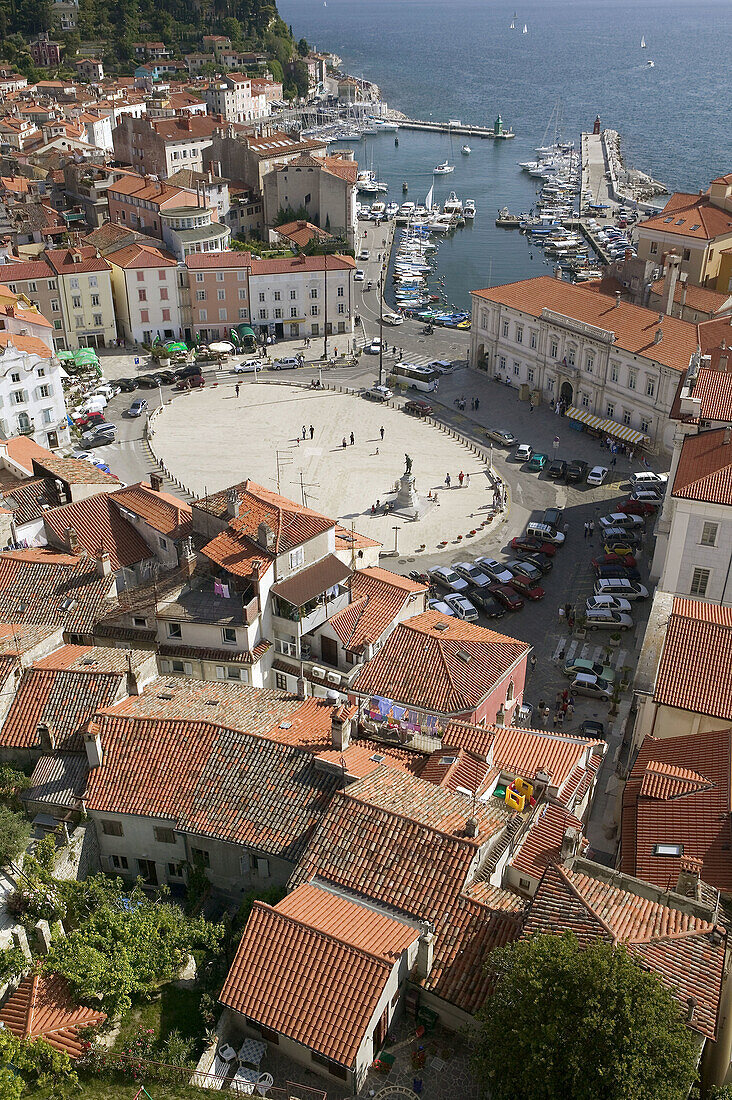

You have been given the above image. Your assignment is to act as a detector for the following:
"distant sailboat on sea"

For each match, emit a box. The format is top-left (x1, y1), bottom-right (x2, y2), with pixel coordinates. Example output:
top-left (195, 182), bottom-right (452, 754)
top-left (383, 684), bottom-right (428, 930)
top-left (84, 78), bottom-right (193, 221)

top-left (522, 23), bottom-right (528, 34)
top-left (641, 35), bottom-right (646, 47)
top-left (510, 16), bottom-right (515, 29)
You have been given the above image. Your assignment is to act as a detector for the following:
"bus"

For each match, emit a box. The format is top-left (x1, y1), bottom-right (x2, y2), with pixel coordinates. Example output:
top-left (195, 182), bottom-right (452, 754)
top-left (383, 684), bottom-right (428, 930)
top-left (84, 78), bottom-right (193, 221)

top-left (391, 363), bottom-right (439, 392)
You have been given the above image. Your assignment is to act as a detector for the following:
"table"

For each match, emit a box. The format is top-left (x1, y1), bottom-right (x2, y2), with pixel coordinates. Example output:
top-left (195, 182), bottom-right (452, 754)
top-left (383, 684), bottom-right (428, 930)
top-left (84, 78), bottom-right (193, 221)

top-left (231, 1066), bottom-right (260, 1094)
top-left (237, 1038), bottom-right (267, 1066)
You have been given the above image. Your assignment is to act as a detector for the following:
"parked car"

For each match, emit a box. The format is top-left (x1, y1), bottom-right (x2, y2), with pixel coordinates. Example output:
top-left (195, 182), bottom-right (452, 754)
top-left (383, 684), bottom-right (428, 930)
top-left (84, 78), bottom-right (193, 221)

top-left (509, 575), bottom-right (544, 600)
top-left (526, 522), bottom-right (565, 545)
top-left (586, 595), bottom-right (632, 615)
top-left (487, 583), bottom-right (524, 611)
top-left (630, 487), bottom-right (664, 504)
top-left (73, 411), bottom-right (106, 429)
top-left (114, 377), bottom-right (138, 392)
top-left (517, 551), bottom-right (553, 574)
top-left (270, 357), bottom-right (302, 370)
top-left (594, 578), bottom-right (649, 601)
top-left (137, 374), bottom-right (159, 389)
top-left (581, 719), bottom-right (606, 740)
top-left (585, 609), bottom-right (634, 631)
top-left (467, 589), bottom-right (506, 618)
top-left (404, 399), bottom-right (433, 417)
top-left (128, 398), bottom-right (148, 418)
top-left (428, 360), bottom-right (453, 373)
top-left (454, 562), bottom-right (494, 589)
top-left (566, 459), bottom-right (589, 482)
top-left (82, 425), bottom-right (116, 446)
top-left (354, 269), bottom-right (365, 281)
top-left (428, 598), bottom-right (456, 616)
top-left (570, 673), bottom-right (613, 701)
top-left (363, 385), bottom-right (393, 402)
top-left (599, 512), bottom-right (645, 530)
top-left (515, 443), bottom-right (533, 462)
top-left (547, 459), bottom-right (567, 479)
top-left (91, 382), bottom-right (118, 400)
top-left (429, 566), bottom-right (469, 593)
top-left (445, 593), bottom-right (479, 621)
top-left (619, 497), bottom-right (658, 516)
top-left (510, 536), bottom-right (557, 557)
top-left (175, 374), bottom-right (205, 390)
top-left (587, 465), bottom-right (609, 485)
top-left (601, 526), bottom-right (641, 546)
top-left (592, 553), bottom-right (638, 569)
top-left (505, 558), bottom-right (543, 584)
top-left (594, 563), bottom-right (642, 582)
top-left (156, 370), bottom-right (176, 385)
top-left (630, 471), bottom-right (668, 489)
top-left (476, 557), bottom-right (514, 585)
top-left (486, 428), bottom-right (517, 447)
top-left (543, 507), bottom-right (564, 529)
top-left (176, 363), bottom-right (204, 379)
top-left (526, 452), bottom-right (548, 472)
top-left (564, 657), bottom-right (616, 684)
top-left (602, 541), bottom-right (638, 559)
top-left (234, 358), bottom-right (261, 373)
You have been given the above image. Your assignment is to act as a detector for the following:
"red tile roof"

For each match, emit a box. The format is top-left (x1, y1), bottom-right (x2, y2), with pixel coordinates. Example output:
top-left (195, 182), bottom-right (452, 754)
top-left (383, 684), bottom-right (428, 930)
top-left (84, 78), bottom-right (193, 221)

top-left (334, 524), bottom-right (381, 552)
top-left (185, 252), bottom-right (251, 270)
top-left (639, 191), bottom-right (732, 242)
top-left (106, 242), bottom-right (177, 269)
top-left (0, 434), bottom-right (55, 474)
top-left (44, 246), bottom-right (110, 275)
top-left (654, 598), bottom-right (732, 720)
top-left (250, 253), bottom-right (355, 276)
top-left (0, 258), bottom-right (53, 282)
top-left (44, 492), bottom-right (153, 570)
top-left (621, 727), bottom-right (732, 892)
top-left (0, 331), bottom-right (52, 358)
top-left (196, 480), bottom-right (334, 552)
top-left (32, 453), bottom-right (118, 487)
top-left (200, 527), bottom-right (273, 579)
top-left (0, 973), bottom-right (105, 1058)
top-left (0, 549), bottom-right (117, 632)
top-left (276, 882), bottom-right (419, 959)
top-left (511, 803), bottom-right (583, 881)
top-left (681, 367), bottom-right (732, 423)
top-left (650, 277), bottom-right (731, 316)
top-left (326, 567), bottom-right (426, 652)
top-left (672, 428), bottom-right (732, 506)
top-left (111, 482), bottom-right (192, 538)
top-left (473, 276), bottom-right (698, 374)
top-left (107, 174), bottom-right (194, 207)
top-left (351, 610), bottom-right (529, 716)
top-left (33, 643), bottom-right (151, 674)
top-left (219, 900), bottom-right (393, 1067)
top-left (524, 862), bottom-right (725, 1039)
top-left (0, 664), bottom-right (123, 750)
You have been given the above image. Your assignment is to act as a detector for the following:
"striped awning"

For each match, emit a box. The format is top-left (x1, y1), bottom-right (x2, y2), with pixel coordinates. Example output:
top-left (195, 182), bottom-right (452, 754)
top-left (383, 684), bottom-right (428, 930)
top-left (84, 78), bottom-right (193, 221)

top-left (565, 406), bottom-right (649, 447)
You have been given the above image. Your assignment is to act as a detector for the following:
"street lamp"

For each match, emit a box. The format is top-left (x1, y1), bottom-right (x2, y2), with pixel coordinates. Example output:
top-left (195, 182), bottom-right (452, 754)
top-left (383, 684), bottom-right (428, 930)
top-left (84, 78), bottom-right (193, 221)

top-left (392, 525), bottom-right (401, 553)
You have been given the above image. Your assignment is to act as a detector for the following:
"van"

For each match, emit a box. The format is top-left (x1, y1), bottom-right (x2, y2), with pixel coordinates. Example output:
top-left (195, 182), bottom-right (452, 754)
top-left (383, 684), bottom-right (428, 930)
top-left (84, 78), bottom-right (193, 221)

top-left (630, 471), bottom-right (667, 489)
top-left (80, 396), bottom-right (107, 415)
top-left (594, 578), bottom-right (649, 601)
top-left (570, 673), bottom-right (612, 701)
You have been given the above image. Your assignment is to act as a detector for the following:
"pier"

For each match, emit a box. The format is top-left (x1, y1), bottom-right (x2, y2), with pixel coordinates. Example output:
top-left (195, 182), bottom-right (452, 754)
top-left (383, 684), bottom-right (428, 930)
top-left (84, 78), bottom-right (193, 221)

top-left (395, 118), bottom-right (515, 139)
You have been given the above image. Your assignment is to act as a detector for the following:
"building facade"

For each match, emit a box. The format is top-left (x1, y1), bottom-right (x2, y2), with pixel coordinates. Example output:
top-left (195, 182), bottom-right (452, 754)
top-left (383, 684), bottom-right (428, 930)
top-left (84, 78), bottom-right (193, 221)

top-left (635, 174), bottom-right (732, 288)
top-left (249, 254), bottom-right (355, 342)
top-left (0, 338), bottom-right (69, 450)
top-left (106, 243), bottom-right (181, 346)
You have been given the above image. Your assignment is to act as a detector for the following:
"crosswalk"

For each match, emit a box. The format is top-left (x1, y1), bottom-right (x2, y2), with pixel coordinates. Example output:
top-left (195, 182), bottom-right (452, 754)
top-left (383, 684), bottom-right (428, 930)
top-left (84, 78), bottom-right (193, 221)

top-left (355, 340), bottom-right (441, 371)
top-left (552, 635), bottom-right (629, 672)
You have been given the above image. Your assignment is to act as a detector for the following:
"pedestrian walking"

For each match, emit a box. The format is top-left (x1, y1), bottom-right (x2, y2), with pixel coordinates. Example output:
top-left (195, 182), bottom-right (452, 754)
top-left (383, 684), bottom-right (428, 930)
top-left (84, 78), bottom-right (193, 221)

top-left (445, 473), bottom-right (451, 488)
top-left (555, 690), bottom-right (563, 709)
top-left (309, 425), bottom-right (314, 439)
top-left (562, 689), bottom-right (569, 704)
top-left (564, 603), bottom-right (572, 621)
top-left (458, 470), bottom-right (464, 487)
top-left (530, 402), bottom-right (534, 413)
top-left (568, 611), bottom-right (575, 631)
top-left (529, 654), bottom-right (537, 674)
top-left (553, 712), bottom-right (560, 730)
top-left (589, 519), bottom-right (595, 537)
top-left (611, 455), bottom-right (617, 469)
top-left (399, 349), bottom-right (403, 361)
top-left (474, 396), bottom-right (479, 410)
top-left (235, 383), bottom-right (240, 397)
top-left (465, 473), bottom-right (470, 488)
top-left (302, 425), bottom-right (307, 439)
top-left (629, 448), bottom-right (634, 462)
top-left (350, 431), bottom-right (355, 446)
top-left (342, 437), bottom-right (347, 449)
top-left (566, 702), bottom-right (574, 720)
top-left (380, 426), bottom-right (385, 440)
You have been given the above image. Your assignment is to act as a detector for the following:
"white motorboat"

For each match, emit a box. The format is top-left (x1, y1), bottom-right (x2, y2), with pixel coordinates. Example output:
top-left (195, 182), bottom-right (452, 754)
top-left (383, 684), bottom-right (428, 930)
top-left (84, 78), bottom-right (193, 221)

top-left (461, 145), bottom-right (471, 155)
top-left (464, 199), bottom-right (476, 219)
top-left (647, 59), bottom-right (655, 67)
top-left (385, 202), bottom-right (399, 217)
top-left (443, 191), bottom-right (463, 215)
top-left (370, 202), bottom-right (386, 216)
top-left (433, 161), bottom-right (454, 174)
top-left (372, 119), bottom-right (399, 132)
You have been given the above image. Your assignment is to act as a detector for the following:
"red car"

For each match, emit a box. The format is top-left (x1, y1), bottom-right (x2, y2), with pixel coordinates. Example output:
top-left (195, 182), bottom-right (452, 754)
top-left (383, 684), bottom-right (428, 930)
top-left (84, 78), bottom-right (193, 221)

top-left (592, 552), bottom-right (638, 569)
top-left (619, 497), bottom-right (658, 516)
top-left (174, 374), bottom-right (205, 390)
top-left (487, 583), bottom-right (524, 611)
top-left (73, 411), bottom-right (105, 429)
top-left (509, 536), bottom-right (557, 557)
top-left (509, 575), bottom-right (545, 600)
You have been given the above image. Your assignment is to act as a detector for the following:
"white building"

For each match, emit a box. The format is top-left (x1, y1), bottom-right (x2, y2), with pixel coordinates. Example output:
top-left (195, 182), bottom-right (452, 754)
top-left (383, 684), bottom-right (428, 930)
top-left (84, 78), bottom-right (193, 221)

top-left (249, 253), bottom-right (355, 342)
top-left (106, 243), bottom-right (182, 346)
top-left (200, 74), bottom-right (269, 124)
top-left (470, 276), bottom-right (700, 454)
top-left (0, 337), bottom-right (69, 451)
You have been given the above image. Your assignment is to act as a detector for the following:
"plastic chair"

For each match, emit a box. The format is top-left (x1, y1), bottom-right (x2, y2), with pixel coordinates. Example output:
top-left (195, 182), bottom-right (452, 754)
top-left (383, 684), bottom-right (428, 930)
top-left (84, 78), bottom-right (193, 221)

top-left (256, 1072), bottom-right (274, 1096)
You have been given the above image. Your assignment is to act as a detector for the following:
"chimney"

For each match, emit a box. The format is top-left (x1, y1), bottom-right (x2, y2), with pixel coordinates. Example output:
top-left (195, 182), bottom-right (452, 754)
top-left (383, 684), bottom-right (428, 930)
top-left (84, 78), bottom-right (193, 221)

top-left (686, 997), bottom-right (697, 1024)
top-left (179, 535), bottom-right (196, 578)
top-left (415, 922), bottom-right (435, 979)
top-left (96, 549), bottom-right (112, 577)
top-left (561, 825), bottom-right (580, 861)
top-left (676, 857), bottom-right (702, 901)
top-left (654, 327), bottom-right (663, 344)
top-left (624, 248), bottom-right (633, 263)
top-left (662, 253), bottom-right (681, 316)
top-left (331, 704), bottom-right (351, 751)
top-left (258, 522), bottom-right (275, 551)
top-left (296, 675), bottom-right (306, 700)
top-left (226, 488), bottom-right (241, 518)
top-left (149, 472), bottom-right (162, 492)
top-left (614, 291), bottom-right (621, 308)
top-left (721, 355), bottom-right (730, 374)
top-left (465, 817), bottom-right (479, 838)
top-left (83, 722), bottom-right (103, 768)
top-left (66, 525), bottom-right (79, 552)
top-left (724, 427), bottom-right (731, 445)
top-left (37, 722), bottom-right (55, 751)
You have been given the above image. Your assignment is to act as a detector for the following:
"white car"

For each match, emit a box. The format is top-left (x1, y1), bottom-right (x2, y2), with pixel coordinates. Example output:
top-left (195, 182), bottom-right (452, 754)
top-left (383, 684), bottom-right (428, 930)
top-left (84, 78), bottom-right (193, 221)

top-left (428, 360), bottom-right (453, 373)
top-left (630, 471), bottom-right (668, 488)
top-left (358, 249), bottom-right (370, 261)
top-left (587, 465), bottom-right (609, 485)
top-left (364, 340), bottom-right (383, 355)
top-left (526, 522), bottom-right (565, 545)
top-left (73, 451), bottom-right (94, 462)
top-left (445, 593), bottom-right (479, 622)
top-left (428, 598), bottom-right (456, 616)
top-left (585, 609), bottom-right (634, 631)
top-left (515, 443), bottom-right (533, 462)
top-left (429, 566), bottom-right (469, 593)
top-left (234, 358), bottom-right (261, 373)
top-left (599, 512), bottom-right (645, 530)
top-left (586, 595), bottom-right (632, 615)
top-left (383, 313), bottom-right (403, 326)
top-left (475, 557), bottom-right (514, 585)
top-left (363, 385), bottom-right (393, 402)
top-left (354, 270), bottom-right (366, 281)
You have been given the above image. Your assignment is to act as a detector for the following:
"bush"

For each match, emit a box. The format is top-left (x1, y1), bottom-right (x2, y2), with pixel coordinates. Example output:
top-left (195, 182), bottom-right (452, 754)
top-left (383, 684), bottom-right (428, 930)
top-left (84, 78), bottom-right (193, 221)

top-left (0, 945), bottom-right (27, 983)
top-left (0, 806), bottom-right (30, 868)
top-left (0, 1029), bottom-right (79, 1098)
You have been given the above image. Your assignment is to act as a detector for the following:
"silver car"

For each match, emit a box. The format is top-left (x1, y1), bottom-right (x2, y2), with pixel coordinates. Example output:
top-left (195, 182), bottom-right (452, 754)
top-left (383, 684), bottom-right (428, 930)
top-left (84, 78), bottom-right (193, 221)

top-left (486, 428), bottom-right (518, 447)
top-left (585, 609), bottom-right (634, 631)
top-left (445, 593), bottom-right (479, 621)
top-left (429, 566), bottom-right (469, 593)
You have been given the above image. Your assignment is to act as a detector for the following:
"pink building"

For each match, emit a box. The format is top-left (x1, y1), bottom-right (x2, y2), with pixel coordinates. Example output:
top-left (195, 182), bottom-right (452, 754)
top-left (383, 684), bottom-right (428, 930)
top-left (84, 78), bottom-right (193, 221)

top-left (183, 252), bottom-right (251, 345)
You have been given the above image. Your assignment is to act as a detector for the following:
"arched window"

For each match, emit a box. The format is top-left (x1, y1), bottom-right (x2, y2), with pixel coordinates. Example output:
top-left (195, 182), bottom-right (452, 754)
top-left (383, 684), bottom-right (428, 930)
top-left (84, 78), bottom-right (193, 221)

top-left (506, 680), bottom-right (515, 703)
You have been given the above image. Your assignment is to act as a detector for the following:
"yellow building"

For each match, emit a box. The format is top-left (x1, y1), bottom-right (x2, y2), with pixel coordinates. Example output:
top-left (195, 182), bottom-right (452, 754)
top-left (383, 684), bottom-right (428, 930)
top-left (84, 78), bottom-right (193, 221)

top-left (636, 173), bottom-right (732, 288)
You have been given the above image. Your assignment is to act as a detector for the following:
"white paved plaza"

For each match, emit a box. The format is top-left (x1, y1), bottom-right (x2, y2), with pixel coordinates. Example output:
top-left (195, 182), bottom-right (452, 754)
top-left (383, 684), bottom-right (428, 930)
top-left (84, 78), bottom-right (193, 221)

top-left (151, 380), bottom-right (502, 554)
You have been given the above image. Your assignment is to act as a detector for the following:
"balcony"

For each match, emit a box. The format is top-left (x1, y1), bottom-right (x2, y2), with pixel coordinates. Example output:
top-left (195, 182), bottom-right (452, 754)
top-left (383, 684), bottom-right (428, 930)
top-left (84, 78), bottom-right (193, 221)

top-left (16, 417), bottom-right (34, 436)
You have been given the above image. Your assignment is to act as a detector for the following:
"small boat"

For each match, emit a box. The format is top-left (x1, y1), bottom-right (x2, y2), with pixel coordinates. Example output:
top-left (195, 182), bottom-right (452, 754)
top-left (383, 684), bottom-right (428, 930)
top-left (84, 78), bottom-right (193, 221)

top-left (522, 23), bottom-right (528, 33)
top-left (461, 145), bottom-right (471, 155)
top-left (395, 137), bottom-right (399, 146)
top-left (647, 59), bottom-right (654, 67)
top-left (464, 199), bottom-right (476, 219)
top-left (641, 35), bottom-right (646, 48)
top-left (433, 161), bottom-right (454, 174)
top-left (402, 181), bottom-right (408, 192)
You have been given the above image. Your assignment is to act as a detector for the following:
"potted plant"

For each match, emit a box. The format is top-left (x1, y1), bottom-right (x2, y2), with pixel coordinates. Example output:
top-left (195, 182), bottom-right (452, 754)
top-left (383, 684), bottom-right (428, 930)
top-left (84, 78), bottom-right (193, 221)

top-left (620, 665), bottom-right (632, 691)
top-left (609, 689), bottom-right (621, 717)
top-left (608, 631), bottom-right (622, 648)
top-left (574, 613), bottom-right (587, 639)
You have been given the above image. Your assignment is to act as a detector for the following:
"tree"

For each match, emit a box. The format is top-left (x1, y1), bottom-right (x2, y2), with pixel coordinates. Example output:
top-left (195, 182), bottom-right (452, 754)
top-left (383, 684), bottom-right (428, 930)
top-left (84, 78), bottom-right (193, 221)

top-left (473, 933), bottom-right (699, 1100)
top-left (0, 807), bottom-right (30, 869)
top-left (297, 37), bottom-right (309, 55)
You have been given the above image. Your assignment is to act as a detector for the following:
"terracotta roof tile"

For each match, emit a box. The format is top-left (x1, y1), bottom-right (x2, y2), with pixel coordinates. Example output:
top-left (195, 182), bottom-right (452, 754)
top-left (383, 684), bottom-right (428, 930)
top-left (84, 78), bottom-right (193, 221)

top-left (275, 882), bottom-right (419, 959)
top-left (0, 331), bottom-right (52, 358)
top-left (195, 480), bottom-right (334, 552)
top-left (0, 665), bottom-right (123, 750)
top-left (44, 492), bottom-right (153, 570)
top-left (511, 803), bottom-right (583, 881)
top-left (473, 276), bottom-right (698, 373)
top-left (654, 598), bottom-right (732, 721)
top-left (251, 254), bottom-right (355, 276)
top-left (23, 752), bottom-right (88, 810)
top-left (0, 973), bottom-right (105, 1058)
top-left (650, 277), bottom-right (731, 315)
top-left (620, 727), bottom-right (732, 893)
top-left (33, 453), bottom-right (118, 486)
top-left (523, 863), bottom-right (725, 1039)
top-left (185, 252), bottom-right (251, 270)
top-left (334, 524), bottom-right (381, 552)
top-left (111, 482), bottom-right (192, 538)
top-left (328, 567), bottom-right (426, 652)
top-left (199, 528), bottom-right (273, 579)
top-left (106, 242), bottom-right (177, 269)
top-left (45, 246), bottom-right (110, 275)
top-left (351, 610), bottom-right (529, 715)
top-left (0, 435), bottom-right (55, 474)
top-left (639, 192), bottom-right (732, 241)
top-left (672, 428), bottom-right (732, 506)
top-left (0, 550), bottom-right (117, 632)
top-left (33, 643), bottom-right (151, 674)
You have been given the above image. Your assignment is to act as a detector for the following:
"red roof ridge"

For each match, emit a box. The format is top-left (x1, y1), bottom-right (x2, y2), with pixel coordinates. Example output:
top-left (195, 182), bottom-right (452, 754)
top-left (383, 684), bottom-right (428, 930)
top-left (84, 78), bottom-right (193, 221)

top-left (550, 862), bottom-right (619, 942)
top-left (252, 899), bottom-right (394, 968)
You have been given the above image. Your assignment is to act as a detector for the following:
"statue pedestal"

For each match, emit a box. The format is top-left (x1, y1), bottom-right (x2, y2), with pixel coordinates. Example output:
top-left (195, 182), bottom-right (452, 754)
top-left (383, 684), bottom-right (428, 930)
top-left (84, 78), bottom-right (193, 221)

top-left (391, 471), bottom-right (429, 520)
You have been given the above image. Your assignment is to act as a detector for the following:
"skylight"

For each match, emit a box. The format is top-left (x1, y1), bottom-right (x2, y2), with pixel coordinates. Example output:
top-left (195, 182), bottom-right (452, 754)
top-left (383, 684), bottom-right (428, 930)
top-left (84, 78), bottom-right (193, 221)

top-left (652, 843), bottom-right (683, 857)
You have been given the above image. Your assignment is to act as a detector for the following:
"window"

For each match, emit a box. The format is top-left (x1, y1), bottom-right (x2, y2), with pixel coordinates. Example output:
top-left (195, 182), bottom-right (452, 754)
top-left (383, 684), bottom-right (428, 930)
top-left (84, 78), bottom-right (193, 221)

top-left (217, 289), bottom-right (225, 301)
top-left (154, 826), bottom-right (176, 844)
top-left (216, 271), bottom-right (224, 282)
top-left (275, 672), bottom-right (288, 690)
top-left (273, 291), bottom-right (281, 301)
top-left (196, 290), bottom-right (206, 301)
top-left (222, 626), bottom-right (237, 645)
top-left (567, 347), bottom-right (576, 366)
top-left (167, 622), bottom-right (182, 639)
top-left (519, 877), bottom-right (531, 890)
top-left (645, 377), bottom-right (655, 397)
top-left (239, 309), bottom-right (248, 320)
top-left (610, 361), bottom-right (619, 383)
top-left (683, 248), bottom-right (691, 262)
top-left (93, 313), bottom-right (103, 326)
top-left (502, 320), bottom-right (509, 338)
top-left (160, 287), bottom-right (168, 301)
top-left (110, 855), bottom-right (128, 870)
top-left (167, 862), bottom-right (183, 878)
top-left (499, 356), bottom-right (506, 371)
top-left (649, 242), bottom-right (658, 255)
top-left (37, 368), bottom-right (45, 378)
top-left (259, 310), bottom-right (267, 320)
top-left (237, 271), bottom-right (246, 281)
top-left (158, 269), bottom-right (167, 281)
top-left (274, 308), bottom-right (282, 319)
top-left (530, 331), bottom-right (537, 349)
top-left (136, 271), bottom-right (144, 282)
top-left (586, 354), bottom-right (594, 373)
top-left (11, 391), bottom-right (25, 406)
top-left (311, 1053), bottom-right (347, 1080)
top-left (527, 367), bottom-right (534, 383)
top-left (138, 289), bottom-right (147, 302)
top-left (700, 522), bottom-right (718, 547)
top-left (191, 847), bottom-right (210, 868)
top-left (337, 303), bottom-right (345, 315)
top-left (622, 410), bottom-right (632, 425)
top-left (606, 403), bottom-right (615, 418)
top-left (310, 288), bottom-right (318, 299)
top-left (310, 305), bottom-right (319, 316)
top-left (101, 820), bottom-right (124, 836)
top-left (72, 295), bottom-right (82, 309)
top-left (75, 316), bottom-right (84, 329)
top-left (259, 292), bottom-right (265, 302)
top-left (337, 286), bottom-right (344, 297)
top-left (289, 546), bottom-right (305, 570)
top-left (515, 324), bottom-right (523, 344)
top-left (89, 275), bottom-right (97, 288)
top-left (219, 309), bottom-right (227, 321)
top-left (627, 371), bottom-right (636, 390)
top-left (90, 294), bottom-right (99, 307)
top-left (70, 277), bottom-right (79, 290)
top-left (140, 310), bottom-right (149, 323)
top-left (550, 339), bottom-right (558, 358)
top-left (133, 616), bottom-right (147, 628)
top-left (238, 288), bottom-right (247, 300)
top-left (290, 307), bottom-right (298, 318)
top-left (196, 273), bottom-right (205, 283)
top-left (54, 320), bottom-right (62, 330)
top-left (513, 361), bottom-right (520, 376)
top-left (581, 392), bottom-right (590, 408)
top-left (42, 408), bottom-right (53, 425)
top-left (38, 384), bottom-right (51, 398)
top-left (653, 843), bottom-right (683, 857)
top-left (275, 632), bottom-right (297, 657)
top-left (199, 310), bottom-right (207, 321)
top-left (51, 299), bottom-right (60, 312)
top-left (10, 372), bottom-right (20, 383)
top-left (640, 417), bottom-right (651, 434)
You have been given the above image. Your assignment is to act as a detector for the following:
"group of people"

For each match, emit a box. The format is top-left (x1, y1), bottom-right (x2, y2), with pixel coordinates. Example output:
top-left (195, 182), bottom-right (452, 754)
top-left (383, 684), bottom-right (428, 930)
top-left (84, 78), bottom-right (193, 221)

top-left (444, 471), bottom-right (470, 489)
top-left (558, 602), bottom-right (576, 631)
top-left (582, 520), bottom-right (596, 539)
top-left (534, 690), bottom-right (575, 729)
